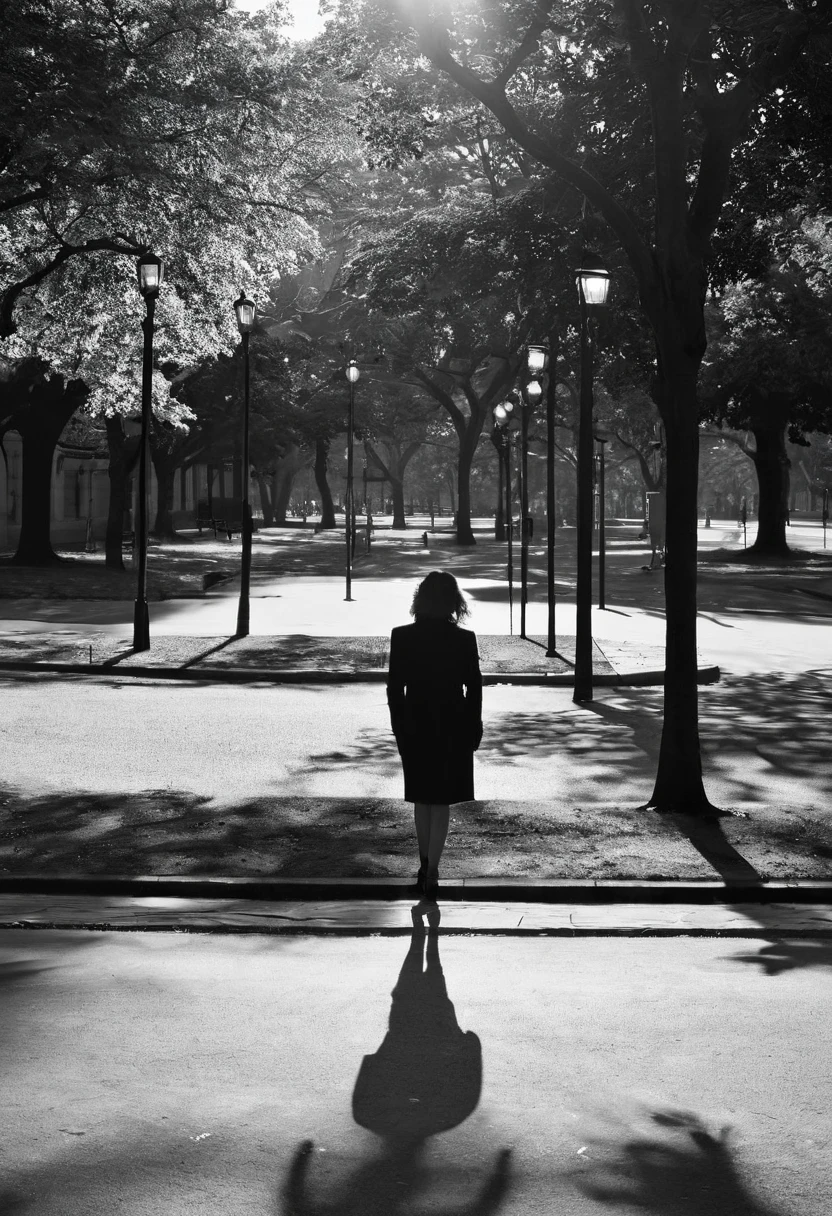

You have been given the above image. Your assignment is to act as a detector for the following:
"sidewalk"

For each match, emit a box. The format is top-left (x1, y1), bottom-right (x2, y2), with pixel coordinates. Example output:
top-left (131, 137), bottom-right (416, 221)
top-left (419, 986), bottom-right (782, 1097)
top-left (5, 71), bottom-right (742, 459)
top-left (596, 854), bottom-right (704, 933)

top-left (0, 629), bottom-right (714, 686)
top-left (2, 891), bottom-right (831, 935)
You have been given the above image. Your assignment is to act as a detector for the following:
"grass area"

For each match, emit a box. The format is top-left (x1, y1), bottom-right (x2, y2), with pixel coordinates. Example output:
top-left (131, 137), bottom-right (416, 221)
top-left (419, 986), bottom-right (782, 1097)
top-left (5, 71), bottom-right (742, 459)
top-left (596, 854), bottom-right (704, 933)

top-left (0, 535), bottom-right (242, 600)
top-left (0, 790), bottom-right (829, 879)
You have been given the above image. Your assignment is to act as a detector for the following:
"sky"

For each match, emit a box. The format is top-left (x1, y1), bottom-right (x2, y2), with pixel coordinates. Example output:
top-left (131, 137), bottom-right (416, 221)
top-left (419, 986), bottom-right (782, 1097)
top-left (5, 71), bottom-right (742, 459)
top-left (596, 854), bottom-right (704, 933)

top-left (233, 0), bottom-right (327, 40)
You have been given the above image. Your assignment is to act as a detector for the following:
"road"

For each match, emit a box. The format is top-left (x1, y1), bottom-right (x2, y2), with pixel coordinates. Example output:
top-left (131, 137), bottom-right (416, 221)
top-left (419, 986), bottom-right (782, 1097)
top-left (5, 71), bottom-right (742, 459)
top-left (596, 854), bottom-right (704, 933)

top-left (3, 671), bottom-right (831, 810)
top-left (1, 928), bottom-right (829, 1215)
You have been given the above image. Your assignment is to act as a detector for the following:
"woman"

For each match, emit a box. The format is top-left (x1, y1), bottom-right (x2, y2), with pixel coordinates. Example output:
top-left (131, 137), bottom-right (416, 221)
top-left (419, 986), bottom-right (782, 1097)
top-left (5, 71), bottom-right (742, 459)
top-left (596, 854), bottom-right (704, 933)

top-left (387, 571), bottom-right (483, 899)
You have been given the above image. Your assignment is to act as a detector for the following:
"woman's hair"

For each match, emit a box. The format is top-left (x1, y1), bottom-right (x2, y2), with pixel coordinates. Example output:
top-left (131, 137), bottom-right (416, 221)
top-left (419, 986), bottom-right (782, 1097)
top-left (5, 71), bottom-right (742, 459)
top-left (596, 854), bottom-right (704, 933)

top-left (410, 571), bottom-right (470, 623)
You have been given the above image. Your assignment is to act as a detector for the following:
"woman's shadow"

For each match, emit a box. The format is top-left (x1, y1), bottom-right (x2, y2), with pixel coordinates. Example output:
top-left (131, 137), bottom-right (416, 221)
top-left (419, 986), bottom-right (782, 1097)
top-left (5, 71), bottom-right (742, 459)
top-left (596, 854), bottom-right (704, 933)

top-left (282, 905), bottom-right (511, 1215)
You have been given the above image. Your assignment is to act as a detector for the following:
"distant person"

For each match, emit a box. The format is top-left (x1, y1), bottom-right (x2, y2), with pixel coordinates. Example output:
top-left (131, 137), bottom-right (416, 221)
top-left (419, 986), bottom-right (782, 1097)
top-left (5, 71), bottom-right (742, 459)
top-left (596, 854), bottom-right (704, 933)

top-left (387, 572), bottom-right (483, 900)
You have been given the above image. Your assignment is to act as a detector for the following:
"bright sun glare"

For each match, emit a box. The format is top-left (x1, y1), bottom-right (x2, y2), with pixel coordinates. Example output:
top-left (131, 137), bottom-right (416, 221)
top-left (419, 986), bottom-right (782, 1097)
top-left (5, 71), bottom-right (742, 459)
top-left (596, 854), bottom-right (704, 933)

top-left (234, 0), bottom-right (326, 40)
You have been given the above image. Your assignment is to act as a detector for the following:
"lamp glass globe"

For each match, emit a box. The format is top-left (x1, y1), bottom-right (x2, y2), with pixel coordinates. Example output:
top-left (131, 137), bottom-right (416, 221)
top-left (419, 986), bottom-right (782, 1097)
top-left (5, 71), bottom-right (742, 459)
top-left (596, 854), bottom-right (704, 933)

top-left (527, 345), bottom-right (548, 374)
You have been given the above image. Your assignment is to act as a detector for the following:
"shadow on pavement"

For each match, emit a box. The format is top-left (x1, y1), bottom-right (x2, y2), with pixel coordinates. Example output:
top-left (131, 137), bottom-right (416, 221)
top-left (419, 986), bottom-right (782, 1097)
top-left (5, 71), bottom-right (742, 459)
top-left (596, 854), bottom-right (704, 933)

top-left (724, 936), bottom-right (832, 976)
top-left (351, 906), bottom-right (482, 1140)
top-left (579, 1108), bottom-right (783, 1215)
top-left (282, 907), bottom-right (512, 1215)
top-left (580, 670), bottom-right (832, 809)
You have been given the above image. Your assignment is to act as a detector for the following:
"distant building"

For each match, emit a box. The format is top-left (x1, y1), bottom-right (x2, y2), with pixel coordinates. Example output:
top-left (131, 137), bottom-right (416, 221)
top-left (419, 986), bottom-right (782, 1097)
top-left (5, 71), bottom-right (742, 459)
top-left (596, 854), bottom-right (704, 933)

top-left (0, 430), bottom-right (255, 553)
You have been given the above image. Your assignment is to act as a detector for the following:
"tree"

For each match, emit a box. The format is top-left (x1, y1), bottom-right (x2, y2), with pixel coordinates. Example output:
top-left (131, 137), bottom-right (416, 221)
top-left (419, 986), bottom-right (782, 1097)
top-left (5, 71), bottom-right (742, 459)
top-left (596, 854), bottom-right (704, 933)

top-left (347, 185), bottom-right (583, 542)
top-left (0, 0), bottom-right (358, 564)
top-left (0, 358), bottom-right (89, 563)
top-left (0, 0), bottom-right (341, 335)
top-left (359, 380), bottom-right (433, 527)
top-left (701, 214), bottom-right (832, 555)
top-left (328, 0), bottom-right (832, 812)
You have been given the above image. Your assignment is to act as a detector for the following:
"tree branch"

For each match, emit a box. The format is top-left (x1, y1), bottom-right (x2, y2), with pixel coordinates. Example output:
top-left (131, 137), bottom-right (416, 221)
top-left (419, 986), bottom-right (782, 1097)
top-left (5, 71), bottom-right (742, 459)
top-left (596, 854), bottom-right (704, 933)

top-left (0, 235), bottom-right (145, 336)
top-left (493, 1), bottom-right (553, 88)
top-left (412, 20), bottom-right (657, 303)
top-left (702, 426), bottom-right (755, 459)
top-left (688, 10), bottom-right (817, 243)
top-left (0, 184), bottom-right (51, 215)
top-left (413, 366), bottom-right (467, 436)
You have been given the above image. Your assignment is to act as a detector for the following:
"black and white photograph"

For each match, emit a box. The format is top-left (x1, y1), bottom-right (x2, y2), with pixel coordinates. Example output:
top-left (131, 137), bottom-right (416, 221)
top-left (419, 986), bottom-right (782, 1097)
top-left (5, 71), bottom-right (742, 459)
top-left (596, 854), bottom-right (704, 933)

top-left (1, 0), bottom-right (831, 1211)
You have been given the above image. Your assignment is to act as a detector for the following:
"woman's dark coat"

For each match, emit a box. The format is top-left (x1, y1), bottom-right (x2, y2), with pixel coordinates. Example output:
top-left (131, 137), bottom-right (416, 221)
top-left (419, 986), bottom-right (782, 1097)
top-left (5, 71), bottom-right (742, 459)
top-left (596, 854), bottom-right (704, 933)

top-left (386, 619), bottom-right (483, 804)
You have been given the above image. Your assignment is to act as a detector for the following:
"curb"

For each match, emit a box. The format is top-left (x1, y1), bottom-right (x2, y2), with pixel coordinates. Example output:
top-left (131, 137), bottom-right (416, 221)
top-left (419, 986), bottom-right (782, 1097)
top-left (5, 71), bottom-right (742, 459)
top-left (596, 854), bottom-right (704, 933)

top-left (0, 660), bottom-right (721, 687)
top-left (1, 874), bottom-right (827, 904)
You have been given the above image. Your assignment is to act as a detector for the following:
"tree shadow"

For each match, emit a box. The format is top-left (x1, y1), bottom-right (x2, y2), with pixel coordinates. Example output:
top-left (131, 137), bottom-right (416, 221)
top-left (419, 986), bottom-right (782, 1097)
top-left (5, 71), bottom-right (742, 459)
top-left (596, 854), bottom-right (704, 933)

top-left (578, 1108), bottom-right (783, 1215)
top-left (724, 935), bottom-right (832, 977)
top-left (582, 671), bottom-right (832, 819)
top-left (664, 814), bottom-right (763, 885)
top-left (0, 786), bottom-right (421, 879)
top-left (280, 907), bottom-right (512, 1215)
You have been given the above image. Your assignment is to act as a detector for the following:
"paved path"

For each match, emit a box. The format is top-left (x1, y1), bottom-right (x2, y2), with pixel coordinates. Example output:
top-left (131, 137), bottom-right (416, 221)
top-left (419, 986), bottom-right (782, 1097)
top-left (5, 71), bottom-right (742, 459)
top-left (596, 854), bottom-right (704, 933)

top-left (2, 520), bottom-right (832, 678)
top-left (2, 894), bottom-right (831, 935)
top-left (1, 928), bottom-right (829, 1215)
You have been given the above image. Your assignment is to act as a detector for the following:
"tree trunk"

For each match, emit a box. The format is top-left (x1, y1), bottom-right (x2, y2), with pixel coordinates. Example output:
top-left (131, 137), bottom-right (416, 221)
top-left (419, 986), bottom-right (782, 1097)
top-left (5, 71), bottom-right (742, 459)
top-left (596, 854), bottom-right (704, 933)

top-left (314, 438), bottom-right (336, 528)
top-left (150, 449), bottom-right (177, 537)
top-left (13, 428), bottom-right (62, 565)
top-left (364, 439), bottom-right (421, 531)
top-left (273, 467), bottom-right (295, 523)
top-left (390, 476), bottom-right (407, 529)
top-left (456, 428), bottom-right (477, 545)
top-left (104, 416), bottom-right (139, 570)
top-left (271, 443), bottom-right (305, 522)
top-left (648, 371), bottom-right (716, 814)
top-left (13, 376), bottom-right (88, 566)
top-left (749, 422), bottom-right (791, 556)
top-left (256, 473), bottom-right (274, 526)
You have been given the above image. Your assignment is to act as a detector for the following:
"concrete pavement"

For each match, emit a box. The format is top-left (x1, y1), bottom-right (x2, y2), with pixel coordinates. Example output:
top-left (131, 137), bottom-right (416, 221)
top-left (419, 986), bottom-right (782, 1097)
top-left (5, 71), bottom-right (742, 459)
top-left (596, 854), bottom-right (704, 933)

top-left (1, 929), bottom-right (830, 1215)
top-left (2, 518), bottom-right (831, 682)
top-left (3, 676), bottom-right (832, 878)
top-left (0, 627), bottom-right (706, 686)
top-left (2, 892), bottom-right (832, 933)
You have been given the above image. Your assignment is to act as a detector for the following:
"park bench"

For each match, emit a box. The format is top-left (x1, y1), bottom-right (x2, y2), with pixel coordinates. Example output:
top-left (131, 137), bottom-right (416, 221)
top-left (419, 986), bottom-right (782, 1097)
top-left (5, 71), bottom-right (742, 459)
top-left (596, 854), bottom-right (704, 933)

top-left (197, 497), bottom-right (244, 540)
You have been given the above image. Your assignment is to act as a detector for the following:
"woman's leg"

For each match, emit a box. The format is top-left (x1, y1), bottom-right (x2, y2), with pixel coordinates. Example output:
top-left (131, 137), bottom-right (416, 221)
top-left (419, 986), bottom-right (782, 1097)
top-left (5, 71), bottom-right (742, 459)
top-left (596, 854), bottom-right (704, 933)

top-left (413, 802), bottom-right (431, 865)
top-left (426, 804), bottom-right (450, 876)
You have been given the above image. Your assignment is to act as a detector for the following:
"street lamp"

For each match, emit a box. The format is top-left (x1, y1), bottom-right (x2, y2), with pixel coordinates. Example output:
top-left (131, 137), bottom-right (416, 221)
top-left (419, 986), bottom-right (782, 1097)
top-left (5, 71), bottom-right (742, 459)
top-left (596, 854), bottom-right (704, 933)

top-left (527, 344), bottom-right (549, 376)
top-left (490, 421), bottom-right (506, 541)
top-left (520, 377), bottom-right (542, 639)
top-left (593, 428), bottom-right (611, 610)
top-left (493, 401), bottom-right (519, 633)
top-left (133, 250), bottom-right (164, 652)
top-left (531, 339), bottom-right (560, 657)
top-left (574, 254), bottom-right (611, 702)
top-left (233, 290), bottom-right (256, 637)
top-left (345, 359), bottom-right (360, 601)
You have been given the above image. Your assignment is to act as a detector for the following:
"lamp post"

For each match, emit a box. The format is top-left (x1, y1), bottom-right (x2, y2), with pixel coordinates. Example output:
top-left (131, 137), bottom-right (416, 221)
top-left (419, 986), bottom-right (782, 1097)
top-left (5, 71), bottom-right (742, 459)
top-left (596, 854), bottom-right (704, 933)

top-left (574, 255), bottom-right (611, 702)
top-left (593, 429), bottom-right (610, 610)
top-left (493, 401), bottom-right (519, 633)
top-left (530, 340), bottom-right (559, 656)
top-left (133, 251), bottom-right (164, 652)
top-left (233, 291), bottom-right (256, 637)
top-left (520, 377), bottom-right (542, 639)
top-left (491, 426), bottom-right (506, 541)
top-left (345, 359), bottom-right (360, 601)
